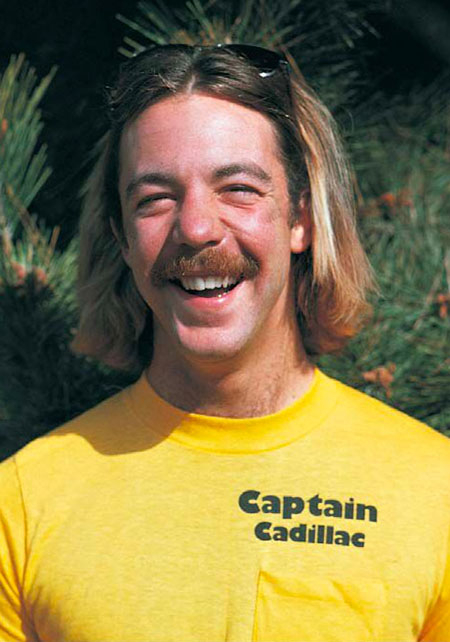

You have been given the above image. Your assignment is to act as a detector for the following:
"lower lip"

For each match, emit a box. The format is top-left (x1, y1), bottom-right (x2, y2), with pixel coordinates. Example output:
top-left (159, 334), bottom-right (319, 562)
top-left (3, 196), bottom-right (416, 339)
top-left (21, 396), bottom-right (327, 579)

top-left (168, 281), bottom-right (243, 307)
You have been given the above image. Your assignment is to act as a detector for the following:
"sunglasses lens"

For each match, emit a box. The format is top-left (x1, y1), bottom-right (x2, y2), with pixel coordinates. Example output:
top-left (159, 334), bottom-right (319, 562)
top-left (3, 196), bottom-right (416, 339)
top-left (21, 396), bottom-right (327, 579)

top-left (132, 43), bottom-right (286, 75)
top-left (221, 44), bottom-right (285, 75)
top-left (129, 43), bottom-right (289, 88)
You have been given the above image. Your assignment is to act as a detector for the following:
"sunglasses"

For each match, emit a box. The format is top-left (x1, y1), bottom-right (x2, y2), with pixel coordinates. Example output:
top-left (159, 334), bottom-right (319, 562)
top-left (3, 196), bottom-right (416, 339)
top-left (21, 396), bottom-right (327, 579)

top-left (128, 42), bottom-right (290, 86)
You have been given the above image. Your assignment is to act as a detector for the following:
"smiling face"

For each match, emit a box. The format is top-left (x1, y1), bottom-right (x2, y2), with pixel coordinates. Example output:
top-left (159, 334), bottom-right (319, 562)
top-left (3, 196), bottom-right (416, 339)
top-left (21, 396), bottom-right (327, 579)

top-left (118, 93), bottom-right (309, 367)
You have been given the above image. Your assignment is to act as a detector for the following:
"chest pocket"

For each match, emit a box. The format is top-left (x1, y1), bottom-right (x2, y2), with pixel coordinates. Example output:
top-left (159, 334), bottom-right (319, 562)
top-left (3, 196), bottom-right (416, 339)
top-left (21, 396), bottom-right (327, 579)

top-left (252, 571), bottom-right (387, 642)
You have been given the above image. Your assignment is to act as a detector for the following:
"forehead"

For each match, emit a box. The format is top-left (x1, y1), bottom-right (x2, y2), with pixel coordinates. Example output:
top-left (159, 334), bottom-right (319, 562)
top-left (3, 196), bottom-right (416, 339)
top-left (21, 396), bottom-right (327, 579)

top-left (118, 93), bottom-right (285, 185)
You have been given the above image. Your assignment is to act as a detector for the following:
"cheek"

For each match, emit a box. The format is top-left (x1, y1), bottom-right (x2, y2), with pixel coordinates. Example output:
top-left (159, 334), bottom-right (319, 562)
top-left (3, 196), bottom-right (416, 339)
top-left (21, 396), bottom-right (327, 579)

top-left (122, 237), bottom-right (152, 283)
top-left (125, 219), bottom-right (167, 265)
top-left (232, 205), bottom-right (283, 241)
top-left (237, 209), bottom-right (292, 260)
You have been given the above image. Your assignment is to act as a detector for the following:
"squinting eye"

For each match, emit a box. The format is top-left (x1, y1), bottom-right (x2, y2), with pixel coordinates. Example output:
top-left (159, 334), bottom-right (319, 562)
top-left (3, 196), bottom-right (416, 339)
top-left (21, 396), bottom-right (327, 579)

top-left (224, 185), bottom-right (260, 203)
top-left (227, 185), bottom-right (257, 193)
top-left (136, 194), bottom-right (174, 211)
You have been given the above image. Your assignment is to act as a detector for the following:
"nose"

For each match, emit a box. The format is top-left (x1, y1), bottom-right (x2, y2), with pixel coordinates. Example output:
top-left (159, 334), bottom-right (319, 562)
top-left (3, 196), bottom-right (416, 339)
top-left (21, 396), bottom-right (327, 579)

top-left (172, 187), bottom-right (226, 249)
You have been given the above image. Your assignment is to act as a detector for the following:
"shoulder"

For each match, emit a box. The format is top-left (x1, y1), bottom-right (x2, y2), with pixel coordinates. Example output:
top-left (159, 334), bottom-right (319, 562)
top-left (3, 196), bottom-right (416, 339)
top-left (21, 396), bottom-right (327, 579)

top-left (18, 386), bottom-right (130, 462)
top-left (0, 377), bottom-right (162, 516)
top-left (321, 371), bottom-right (450, 460)
top-left (0, 379), bottom-right (149, 486)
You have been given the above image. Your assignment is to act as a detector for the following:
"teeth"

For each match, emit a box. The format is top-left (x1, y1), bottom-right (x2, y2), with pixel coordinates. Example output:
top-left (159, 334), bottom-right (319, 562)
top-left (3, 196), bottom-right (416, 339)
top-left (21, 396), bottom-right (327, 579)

top-left (179, 276), bottom-right (238, 291)
top-left (193, 277), bottom-right (205, 291)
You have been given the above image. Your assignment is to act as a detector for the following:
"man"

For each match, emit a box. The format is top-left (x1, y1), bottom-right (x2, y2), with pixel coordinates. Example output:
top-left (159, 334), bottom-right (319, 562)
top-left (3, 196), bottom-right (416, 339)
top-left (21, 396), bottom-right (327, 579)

top-left (0, 44), bottom-right (449, 642)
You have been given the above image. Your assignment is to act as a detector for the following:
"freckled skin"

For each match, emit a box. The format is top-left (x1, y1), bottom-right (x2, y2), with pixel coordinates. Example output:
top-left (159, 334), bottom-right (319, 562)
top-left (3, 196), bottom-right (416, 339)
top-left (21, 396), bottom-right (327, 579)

top-left (118, 93), bottom-right (313, 416)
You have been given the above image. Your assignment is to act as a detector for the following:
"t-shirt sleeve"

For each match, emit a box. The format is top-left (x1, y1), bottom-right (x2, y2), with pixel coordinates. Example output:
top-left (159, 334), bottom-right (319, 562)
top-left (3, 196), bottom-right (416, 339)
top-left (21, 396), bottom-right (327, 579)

top-left (0, 456), bottom-right (38, 641)
top-left (419, 525), bottom-right (450, 642)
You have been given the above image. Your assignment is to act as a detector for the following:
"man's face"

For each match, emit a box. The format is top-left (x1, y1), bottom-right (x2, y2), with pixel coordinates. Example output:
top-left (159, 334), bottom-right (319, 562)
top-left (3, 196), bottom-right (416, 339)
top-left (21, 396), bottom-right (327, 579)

top-left (118, 93), bottom-right (309, 364)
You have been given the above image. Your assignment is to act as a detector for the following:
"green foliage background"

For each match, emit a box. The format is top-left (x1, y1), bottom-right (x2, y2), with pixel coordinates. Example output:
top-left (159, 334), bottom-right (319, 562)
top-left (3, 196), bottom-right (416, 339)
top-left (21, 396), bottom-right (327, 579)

top-left (0, 1), bottom-right (448, 461)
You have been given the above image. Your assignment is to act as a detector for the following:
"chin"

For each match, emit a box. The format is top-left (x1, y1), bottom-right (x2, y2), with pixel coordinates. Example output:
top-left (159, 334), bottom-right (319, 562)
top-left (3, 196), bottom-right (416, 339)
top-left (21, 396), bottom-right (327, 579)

top-left (174, 328), bottom-right (252, 364)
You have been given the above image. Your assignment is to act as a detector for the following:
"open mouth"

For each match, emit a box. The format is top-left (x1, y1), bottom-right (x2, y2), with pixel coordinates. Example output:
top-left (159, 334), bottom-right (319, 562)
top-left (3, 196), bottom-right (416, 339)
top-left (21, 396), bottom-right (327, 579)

top-left (170, 275), bottom-right (243, 298)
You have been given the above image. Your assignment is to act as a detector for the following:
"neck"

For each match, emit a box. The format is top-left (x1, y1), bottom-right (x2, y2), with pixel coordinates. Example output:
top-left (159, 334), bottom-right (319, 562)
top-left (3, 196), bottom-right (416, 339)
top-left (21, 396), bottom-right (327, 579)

top-left (147, 325), bottom-right (314, 418)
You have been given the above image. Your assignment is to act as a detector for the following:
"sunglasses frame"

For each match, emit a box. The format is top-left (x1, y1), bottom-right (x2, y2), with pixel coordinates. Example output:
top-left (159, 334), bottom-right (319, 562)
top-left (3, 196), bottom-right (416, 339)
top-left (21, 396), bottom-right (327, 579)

top-left (128, 42), bottom-right (290, 88)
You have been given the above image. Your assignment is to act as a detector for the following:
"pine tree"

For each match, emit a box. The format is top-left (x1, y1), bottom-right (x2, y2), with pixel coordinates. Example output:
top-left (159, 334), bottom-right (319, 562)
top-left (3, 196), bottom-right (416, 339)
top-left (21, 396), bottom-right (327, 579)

top-left (321, 80), bottom-right (450, 432)
top-left (0, 55), bottom-right (131, 460)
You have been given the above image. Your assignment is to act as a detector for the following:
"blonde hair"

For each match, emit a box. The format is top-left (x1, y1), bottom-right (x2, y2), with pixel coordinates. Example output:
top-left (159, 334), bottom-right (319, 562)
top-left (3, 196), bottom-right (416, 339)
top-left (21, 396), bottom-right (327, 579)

top-left (72, 46), bottom-right (374, 371)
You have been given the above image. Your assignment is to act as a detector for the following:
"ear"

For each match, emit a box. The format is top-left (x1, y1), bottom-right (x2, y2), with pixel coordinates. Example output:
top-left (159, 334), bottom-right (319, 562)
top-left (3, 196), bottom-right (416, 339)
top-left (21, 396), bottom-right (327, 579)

top-left (290, 190), bottom-right (311, 254)
top-left (110, 217), bottom-right (131, 266)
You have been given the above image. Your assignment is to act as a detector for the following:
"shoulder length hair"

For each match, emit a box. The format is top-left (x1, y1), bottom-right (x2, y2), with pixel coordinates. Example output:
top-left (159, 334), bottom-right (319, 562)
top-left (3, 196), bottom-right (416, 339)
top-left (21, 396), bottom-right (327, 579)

top-left (71, 45), bottom-right (374, 372)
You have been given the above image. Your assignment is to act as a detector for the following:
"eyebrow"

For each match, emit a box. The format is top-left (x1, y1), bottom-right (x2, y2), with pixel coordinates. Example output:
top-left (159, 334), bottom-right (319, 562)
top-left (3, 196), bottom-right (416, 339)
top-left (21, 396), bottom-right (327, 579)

top-left (125, 163), bottom-right (273, 202)
top-left (213, 163), bottom-right (272, 184)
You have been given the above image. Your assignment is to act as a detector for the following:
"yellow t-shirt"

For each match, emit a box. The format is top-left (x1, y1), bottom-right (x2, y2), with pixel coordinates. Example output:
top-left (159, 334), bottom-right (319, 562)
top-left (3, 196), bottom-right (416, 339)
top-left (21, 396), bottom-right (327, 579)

top-left (0, 369), bottom-right (449, 642)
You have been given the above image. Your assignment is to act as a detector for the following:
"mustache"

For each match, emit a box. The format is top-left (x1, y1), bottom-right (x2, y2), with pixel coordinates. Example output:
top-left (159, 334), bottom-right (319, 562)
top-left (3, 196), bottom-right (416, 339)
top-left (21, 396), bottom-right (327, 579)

top-left (151, 248), bottom-right (259, 287)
